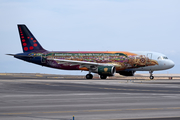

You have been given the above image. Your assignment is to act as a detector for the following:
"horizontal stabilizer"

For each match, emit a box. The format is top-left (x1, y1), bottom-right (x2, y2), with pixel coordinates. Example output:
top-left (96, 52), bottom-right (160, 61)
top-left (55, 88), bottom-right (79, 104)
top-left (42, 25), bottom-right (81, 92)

top-left (6, 54), bottom-right (33, 58)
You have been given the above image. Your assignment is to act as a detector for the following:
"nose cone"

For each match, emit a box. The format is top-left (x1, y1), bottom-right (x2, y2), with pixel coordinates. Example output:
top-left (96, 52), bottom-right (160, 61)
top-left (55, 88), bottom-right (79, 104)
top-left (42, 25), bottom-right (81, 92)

top-left (167, 60), bottom-right (175, 69)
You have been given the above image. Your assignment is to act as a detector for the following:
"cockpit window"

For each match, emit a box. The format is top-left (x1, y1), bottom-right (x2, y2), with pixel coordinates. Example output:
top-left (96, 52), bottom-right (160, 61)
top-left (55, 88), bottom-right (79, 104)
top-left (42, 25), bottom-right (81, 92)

top-left (163, 56), bottom-right (168, 59)
top-left (158, 56), bottom-right (162, 60)
top-left (158, 56), bottom-right (168, 60)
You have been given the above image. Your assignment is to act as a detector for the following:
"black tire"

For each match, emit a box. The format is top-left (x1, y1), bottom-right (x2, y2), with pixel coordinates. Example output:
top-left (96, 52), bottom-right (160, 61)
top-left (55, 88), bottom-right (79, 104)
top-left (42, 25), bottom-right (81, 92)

top-left (150, 76), bottom-right (154, 80)
top-left (86, 74), bottom-right (93, 79)
top-left (100, 75), bottom-right (107, 79)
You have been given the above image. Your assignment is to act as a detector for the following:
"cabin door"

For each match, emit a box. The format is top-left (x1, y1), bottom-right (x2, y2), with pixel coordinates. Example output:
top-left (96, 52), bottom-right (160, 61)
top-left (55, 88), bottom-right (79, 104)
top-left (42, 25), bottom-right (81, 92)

top-left (147, 53), bottom-right (152, 59)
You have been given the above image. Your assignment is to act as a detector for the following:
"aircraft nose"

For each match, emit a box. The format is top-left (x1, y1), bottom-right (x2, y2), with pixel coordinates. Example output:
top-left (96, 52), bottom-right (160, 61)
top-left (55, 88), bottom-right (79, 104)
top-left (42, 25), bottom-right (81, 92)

top-left (167, 60), bottom-right (175, 69)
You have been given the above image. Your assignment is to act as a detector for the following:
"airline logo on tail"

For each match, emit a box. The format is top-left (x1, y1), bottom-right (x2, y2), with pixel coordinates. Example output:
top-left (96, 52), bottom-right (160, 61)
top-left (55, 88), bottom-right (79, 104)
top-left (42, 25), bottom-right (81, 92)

top-left (18, 25), bottom-right (44, 52)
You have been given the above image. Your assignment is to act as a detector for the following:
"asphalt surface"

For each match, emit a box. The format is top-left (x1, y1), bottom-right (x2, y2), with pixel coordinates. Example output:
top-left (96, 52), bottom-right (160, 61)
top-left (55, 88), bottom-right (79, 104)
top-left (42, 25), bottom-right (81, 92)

top-left (0, 74), bottom-right (180, 120)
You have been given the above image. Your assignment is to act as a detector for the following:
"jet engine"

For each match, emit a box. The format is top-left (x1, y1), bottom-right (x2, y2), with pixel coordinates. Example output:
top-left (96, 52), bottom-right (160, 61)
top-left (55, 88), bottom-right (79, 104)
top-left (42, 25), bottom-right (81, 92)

top-left (97, 66), bottom-right (116, 76)
top-left (119, 71), bottom-right (135, 76)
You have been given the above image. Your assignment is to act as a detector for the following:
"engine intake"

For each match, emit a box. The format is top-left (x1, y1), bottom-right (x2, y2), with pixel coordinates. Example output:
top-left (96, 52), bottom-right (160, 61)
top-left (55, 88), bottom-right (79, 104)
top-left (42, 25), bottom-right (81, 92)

top-left (97, 66), bottom-right (116, 76)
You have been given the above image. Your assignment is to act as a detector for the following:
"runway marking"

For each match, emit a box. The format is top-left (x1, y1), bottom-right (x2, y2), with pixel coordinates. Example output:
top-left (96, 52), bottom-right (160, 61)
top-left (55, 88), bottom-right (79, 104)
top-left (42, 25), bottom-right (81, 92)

top-left (1, 107), bottom-right (180, 115)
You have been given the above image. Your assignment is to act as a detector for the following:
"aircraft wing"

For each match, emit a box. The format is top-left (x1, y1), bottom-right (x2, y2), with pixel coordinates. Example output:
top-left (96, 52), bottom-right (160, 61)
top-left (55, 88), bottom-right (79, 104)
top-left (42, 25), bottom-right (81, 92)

top-left (47, 58), bottom-right (114, 68)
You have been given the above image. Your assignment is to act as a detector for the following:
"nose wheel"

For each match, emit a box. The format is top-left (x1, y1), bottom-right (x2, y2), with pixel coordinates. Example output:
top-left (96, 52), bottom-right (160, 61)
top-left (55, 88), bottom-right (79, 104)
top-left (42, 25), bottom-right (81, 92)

top-left (150, 76), bottom-right (154, 80)
top-left (149, 71), bottom-right (154, 80)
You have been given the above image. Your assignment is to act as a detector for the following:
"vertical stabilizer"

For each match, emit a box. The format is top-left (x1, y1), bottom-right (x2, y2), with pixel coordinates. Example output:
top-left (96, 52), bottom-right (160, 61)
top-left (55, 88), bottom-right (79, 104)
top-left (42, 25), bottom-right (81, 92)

top-left (18, 24), bottom-right (45, 52)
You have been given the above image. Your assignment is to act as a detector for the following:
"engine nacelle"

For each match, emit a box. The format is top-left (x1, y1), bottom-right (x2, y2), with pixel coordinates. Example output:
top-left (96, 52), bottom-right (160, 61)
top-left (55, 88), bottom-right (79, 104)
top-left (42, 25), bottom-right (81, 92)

top-left (97, 66), bottom-right (116, 76)
top-left (119, 71), bottom-right (135, 76)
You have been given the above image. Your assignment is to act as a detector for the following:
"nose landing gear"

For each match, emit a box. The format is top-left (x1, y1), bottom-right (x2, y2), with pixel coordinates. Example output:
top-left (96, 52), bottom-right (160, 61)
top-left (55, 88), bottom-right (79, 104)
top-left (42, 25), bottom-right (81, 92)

top-left (149, 71), bottom-right (154, 79)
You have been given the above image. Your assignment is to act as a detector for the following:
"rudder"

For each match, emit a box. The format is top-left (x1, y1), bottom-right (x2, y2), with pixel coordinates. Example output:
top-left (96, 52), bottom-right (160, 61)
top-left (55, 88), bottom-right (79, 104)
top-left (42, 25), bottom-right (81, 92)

top-left (18, 24), bottom-right (45, 52)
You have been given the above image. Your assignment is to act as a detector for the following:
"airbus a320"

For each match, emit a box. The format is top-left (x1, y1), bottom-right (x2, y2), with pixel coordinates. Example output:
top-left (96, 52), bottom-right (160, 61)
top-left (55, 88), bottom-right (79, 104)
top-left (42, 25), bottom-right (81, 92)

top-left (7, 25), bottom-right (175, 79)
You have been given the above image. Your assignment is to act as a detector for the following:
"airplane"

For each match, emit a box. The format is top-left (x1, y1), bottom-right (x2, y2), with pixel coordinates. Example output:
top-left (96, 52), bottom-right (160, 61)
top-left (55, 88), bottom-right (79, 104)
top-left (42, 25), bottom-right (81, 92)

top-left (7, 24), bottom-right (175, 79)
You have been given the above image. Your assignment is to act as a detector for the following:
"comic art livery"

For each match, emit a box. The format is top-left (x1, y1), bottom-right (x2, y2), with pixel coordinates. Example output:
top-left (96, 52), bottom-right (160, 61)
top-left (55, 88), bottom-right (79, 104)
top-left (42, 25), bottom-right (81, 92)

top-left (7, 25), bottom-right (174, 79)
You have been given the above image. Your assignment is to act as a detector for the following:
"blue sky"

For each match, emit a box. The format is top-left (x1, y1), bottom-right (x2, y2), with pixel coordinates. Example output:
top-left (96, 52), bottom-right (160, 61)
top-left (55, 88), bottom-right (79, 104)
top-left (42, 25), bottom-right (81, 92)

top-left (0, 0), bottom-right (179, 75)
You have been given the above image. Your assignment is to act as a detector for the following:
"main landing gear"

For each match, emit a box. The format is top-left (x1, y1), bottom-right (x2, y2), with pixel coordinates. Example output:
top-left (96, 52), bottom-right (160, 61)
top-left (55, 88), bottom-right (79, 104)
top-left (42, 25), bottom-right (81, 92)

top-left (86, 74), bottom-right (93, 79)
top-left (86, 71), bottom-right (93, 79)
top-left (149, 71), bottom-right (154, 80)
top-left (85, 71), bottom-right (108, 79)
top-left (100, 75), bottom-right (107, 79)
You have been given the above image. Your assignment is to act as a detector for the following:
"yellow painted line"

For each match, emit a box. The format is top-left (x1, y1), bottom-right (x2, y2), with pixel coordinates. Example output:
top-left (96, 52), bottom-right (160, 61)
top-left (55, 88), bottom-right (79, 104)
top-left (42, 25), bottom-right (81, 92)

top-left (11, 75), bottom-right (32, 78)
top-left (103, 88), bottom-right (116, 90)
top-left (0, 73), bottom-right (7, 75)
top-left (167, 107), bottom-right (180, 110)
top-left (35, 75), bottom-right (43, 77)
top-left (48, 77), bottom-right (64, 78)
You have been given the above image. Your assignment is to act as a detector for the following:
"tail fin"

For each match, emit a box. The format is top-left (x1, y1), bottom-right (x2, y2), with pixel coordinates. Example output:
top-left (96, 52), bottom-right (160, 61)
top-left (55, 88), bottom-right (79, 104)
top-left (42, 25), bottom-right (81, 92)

top-left (18, 24), bottom-right (45, 52)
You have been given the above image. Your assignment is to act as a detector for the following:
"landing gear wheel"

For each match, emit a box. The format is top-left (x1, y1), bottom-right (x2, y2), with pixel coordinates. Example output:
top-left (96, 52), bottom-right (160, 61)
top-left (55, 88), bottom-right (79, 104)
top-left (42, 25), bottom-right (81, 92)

top-left (150, 76), bottom-right (154, 80)
top-left (149, 71), bottom-right (154, 80)
top-left (100, 75), bottom-right (107, 79)
top-left (86, 74), bottom-right (93, 79)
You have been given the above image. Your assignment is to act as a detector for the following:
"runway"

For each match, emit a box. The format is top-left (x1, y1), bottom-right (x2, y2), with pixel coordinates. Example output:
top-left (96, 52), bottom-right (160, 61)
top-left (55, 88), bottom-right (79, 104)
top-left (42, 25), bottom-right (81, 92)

top-left (0, 74), bottom-right (180, 120)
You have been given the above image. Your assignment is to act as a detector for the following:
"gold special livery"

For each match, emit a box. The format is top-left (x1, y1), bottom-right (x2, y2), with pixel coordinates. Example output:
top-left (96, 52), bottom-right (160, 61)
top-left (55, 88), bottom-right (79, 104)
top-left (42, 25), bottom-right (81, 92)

top-left (7, 25), bottom-right (175, 79)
